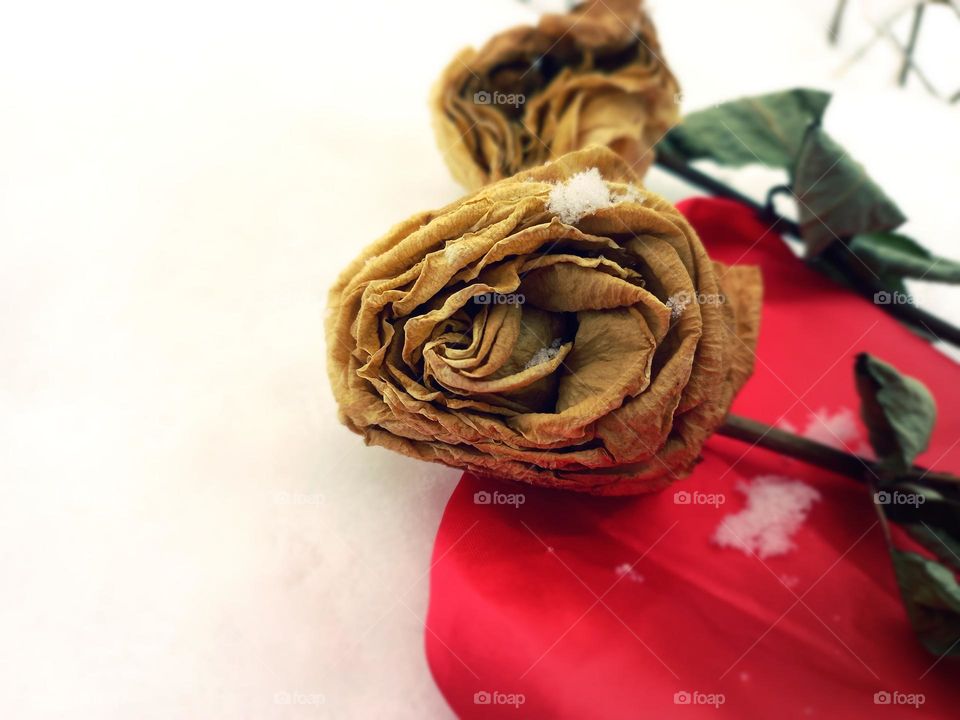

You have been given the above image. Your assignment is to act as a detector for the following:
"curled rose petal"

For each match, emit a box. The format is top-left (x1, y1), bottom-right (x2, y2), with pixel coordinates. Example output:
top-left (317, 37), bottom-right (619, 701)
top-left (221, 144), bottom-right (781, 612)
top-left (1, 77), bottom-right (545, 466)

top-left (431, 0), bottom-right (680, 190)
top-left (327, 147), bottom-right (762, 495)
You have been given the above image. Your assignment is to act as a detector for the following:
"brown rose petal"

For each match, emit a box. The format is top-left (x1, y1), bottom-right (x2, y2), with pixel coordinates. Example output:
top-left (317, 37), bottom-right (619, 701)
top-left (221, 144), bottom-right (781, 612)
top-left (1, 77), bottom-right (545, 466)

top-left (431, 0), bottom-right (680, 190)
top-left (327, 147), bottom-right (762, 494)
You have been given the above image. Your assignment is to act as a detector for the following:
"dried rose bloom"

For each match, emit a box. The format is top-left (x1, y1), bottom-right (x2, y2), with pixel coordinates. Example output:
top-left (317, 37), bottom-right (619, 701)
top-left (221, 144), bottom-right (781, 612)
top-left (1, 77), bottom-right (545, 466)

top-left (431, 0), bottom-right (680, 190)
top-left (326, 147), bottom-right (761, 495)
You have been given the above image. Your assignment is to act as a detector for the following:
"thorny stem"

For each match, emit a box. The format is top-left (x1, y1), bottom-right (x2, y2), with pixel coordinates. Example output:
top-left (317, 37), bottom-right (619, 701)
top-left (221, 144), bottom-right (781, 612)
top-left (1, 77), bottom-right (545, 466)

top-left (654, 149), bottom-right (960, 348)
top-left (718, 414), bottom-right (960, 491)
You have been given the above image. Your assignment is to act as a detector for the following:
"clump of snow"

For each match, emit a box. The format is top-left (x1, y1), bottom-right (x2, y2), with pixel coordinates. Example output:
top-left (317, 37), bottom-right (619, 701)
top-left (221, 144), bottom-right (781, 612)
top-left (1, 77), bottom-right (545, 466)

top-left (547, 168), bottom-right (613, 224)
top-left (524, 338), bottom-right (564, 370)
top-left (779, 407), bottom-right (873, 456)
top-left (665, 292), bottom-right (691, 320)
top-left (778, 418), bottom-right (799, 434)
top-left (612, 184), bottom-right (644, 204)
top-left (713, 475), bottom-right (821, 558)
top-left (614, 562), bottom-right (644, 583)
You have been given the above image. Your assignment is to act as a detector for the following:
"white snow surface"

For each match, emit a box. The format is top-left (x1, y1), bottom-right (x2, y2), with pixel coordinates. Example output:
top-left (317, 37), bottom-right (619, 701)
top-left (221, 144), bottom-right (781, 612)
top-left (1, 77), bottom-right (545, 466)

top-left (1, 0), bottom-right (958, 718)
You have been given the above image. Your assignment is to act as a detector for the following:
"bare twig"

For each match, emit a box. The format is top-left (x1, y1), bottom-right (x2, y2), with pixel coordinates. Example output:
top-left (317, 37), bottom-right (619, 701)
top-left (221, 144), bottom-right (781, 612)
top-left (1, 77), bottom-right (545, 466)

top-left (899, 3), bottom-right (927, 87)
top-left (828, 0), bottom-right (850, 45)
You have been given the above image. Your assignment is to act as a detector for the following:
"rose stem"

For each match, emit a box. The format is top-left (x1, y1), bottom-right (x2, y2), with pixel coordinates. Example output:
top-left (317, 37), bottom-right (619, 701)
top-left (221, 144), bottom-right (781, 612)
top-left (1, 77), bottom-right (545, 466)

top-left (717, 413), bottom-right (960, 490)
top-left (654, 150), bottom-right (960, 348)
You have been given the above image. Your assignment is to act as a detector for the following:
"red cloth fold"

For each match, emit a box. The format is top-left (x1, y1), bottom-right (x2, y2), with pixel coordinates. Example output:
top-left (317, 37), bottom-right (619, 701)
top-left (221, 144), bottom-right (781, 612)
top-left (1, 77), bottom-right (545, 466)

top-left (424, 198), bottom-right (960, 719)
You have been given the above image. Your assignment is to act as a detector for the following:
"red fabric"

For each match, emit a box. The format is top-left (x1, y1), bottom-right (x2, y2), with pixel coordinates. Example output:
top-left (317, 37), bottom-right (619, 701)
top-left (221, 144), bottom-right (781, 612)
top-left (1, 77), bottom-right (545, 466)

top-left (424, 198), bottom-right (960, 719)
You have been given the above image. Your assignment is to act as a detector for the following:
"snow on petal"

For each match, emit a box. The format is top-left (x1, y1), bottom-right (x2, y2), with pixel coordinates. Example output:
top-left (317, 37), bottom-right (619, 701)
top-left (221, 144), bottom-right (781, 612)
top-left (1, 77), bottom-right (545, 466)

top-left (547, 168), bottom-right (613, 224)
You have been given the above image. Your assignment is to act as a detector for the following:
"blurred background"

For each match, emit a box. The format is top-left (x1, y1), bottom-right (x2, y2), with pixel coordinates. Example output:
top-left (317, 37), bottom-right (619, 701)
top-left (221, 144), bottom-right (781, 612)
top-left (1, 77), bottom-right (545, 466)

top-left (1, 0), bottom-right (958, 717)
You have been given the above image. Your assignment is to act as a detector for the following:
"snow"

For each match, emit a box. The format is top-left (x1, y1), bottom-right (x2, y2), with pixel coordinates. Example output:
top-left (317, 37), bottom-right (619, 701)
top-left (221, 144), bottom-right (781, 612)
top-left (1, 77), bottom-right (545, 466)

top-left (524, 338), bottom-right (564, 369)
top-left (779, 407), bottom-right (874, 456)
top-left (546, 173), bottom-right (643, 225)
top-left (713, 476), bottom-right (822, 558)
top-left (612, 185), bottom-right (645, 204)
top-left (614, 563), bottom-right (645, 583)
top-left (665, 292), bottom-right (692, 320)
top-left (547, 168), bottom-right (614, 224)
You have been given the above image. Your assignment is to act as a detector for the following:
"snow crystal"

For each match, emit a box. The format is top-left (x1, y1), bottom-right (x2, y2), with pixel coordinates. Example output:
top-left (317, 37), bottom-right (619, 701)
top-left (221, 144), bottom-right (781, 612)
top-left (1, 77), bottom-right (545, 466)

top-left (524, 338), bottom-right (564, 370)
top-left (665, 292), bottom-right (691, 320)
top-left (713, 475), bottom-right (821, 558)
top-left (778, 418), bottom-right (799, 434)
top-left (612, 185), bottom-right (644, 204)
top-left (778, 407), bottom-right (873, 456)
top-left (614, 563), bottom-right (644, 583)
top-left (547, 168), bottom-right (613, 224)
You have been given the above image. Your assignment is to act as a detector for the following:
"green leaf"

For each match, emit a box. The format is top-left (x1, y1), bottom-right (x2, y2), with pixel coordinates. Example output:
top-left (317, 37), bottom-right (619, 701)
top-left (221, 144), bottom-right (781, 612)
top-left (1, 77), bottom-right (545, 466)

top-left (854, 354), bottom-right (936, 475)
top-left (793, 126), bottom-right (906, 256)
top-left (809, 254), bottom-right (909, 297)
top-left (891, 550), bottom-right (960, 656)
top-left (907, 524), bottom-right (960, 573)
top-left (660, 88), bottom-right (831, 168)
top-left (850, 232), bottom-right (960, 283)
top-left (873, 491), bottom-right (960, 656)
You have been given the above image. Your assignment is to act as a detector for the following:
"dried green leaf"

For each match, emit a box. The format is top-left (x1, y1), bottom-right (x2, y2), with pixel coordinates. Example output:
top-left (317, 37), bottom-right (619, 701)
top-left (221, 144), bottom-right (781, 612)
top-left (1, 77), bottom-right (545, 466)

top-left (855, 354), bottom-right (936, 475)
top-left (891, 550), bottom-right (960, 656)
top-left (874, 489), bottom-right (960, 656)
top-left (810, 253), bottom-right (909, 298)
top-left (793, 127), bottom-right (906, 256)
top-left (907, 524), bottom-right (960, 573)
top-left (851, 232), bottom-right (960, 283)
top-left (660, 89), bottom-right (831, 168)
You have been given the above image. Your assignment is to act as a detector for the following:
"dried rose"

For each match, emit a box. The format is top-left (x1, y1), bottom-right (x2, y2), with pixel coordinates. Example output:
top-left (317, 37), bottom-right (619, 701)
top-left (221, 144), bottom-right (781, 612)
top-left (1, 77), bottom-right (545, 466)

top-left (431, 0), bottom-right (680, 190)
top-left (326, 147), bottom-right (761, 495)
